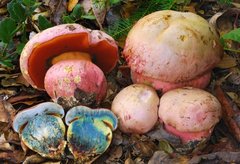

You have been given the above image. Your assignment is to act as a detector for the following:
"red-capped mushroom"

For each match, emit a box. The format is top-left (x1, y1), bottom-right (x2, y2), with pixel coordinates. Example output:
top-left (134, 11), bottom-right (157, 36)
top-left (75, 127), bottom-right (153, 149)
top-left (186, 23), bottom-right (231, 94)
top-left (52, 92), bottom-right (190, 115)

top-left (123, 10), bottom-right (223, 93)
top-left (158, 87), bottom-right (222, 145)
top-left (111, 84), bottom-right (159, 134)
top-left (20, 24), bottom-right (118, 89)
top-left (20, 24), bottom-right (118, 106)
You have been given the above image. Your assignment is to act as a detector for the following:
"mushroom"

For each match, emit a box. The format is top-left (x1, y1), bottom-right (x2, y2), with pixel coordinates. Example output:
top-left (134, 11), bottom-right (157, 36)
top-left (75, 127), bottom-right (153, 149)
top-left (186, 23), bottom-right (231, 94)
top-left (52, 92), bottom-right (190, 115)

top-left (12, 102), bottom-right (66, 159)
top-left (44, 60), bottom-right (107, 107)
top-left (111, 84), bottom-right (159, 134)
top-left (65, 105), bottom-right (118, 163)
top-left (123, 10), bottom-right (223, 93)
top-left (20, 24), bottom-right (118, 106)
top-left (158, 87), bottom-right (221, 151)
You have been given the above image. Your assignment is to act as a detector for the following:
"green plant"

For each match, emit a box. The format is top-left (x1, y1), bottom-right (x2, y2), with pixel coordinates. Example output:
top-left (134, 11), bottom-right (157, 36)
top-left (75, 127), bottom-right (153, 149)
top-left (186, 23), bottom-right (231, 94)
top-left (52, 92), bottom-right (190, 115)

top-left (0, 0), bottom-right (41, 68)
top-left (106, 0), bottom-right (189, 40)
top-left (221, 28), bottom-right (240, 53)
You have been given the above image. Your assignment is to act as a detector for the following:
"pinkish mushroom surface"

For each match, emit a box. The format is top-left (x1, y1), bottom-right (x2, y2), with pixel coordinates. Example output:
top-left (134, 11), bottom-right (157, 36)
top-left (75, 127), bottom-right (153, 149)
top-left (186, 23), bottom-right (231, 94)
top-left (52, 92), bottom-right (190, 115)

top-left (20, 23), bottom-right (118, 90)
top-left (158, 87), bottom-right (222, 144)
top-left (123, 10), bottom-right (223, 93)
top-left (111, 84), bottom-right (159, 134)
top-left (44, 60), bottom-right (107, 107)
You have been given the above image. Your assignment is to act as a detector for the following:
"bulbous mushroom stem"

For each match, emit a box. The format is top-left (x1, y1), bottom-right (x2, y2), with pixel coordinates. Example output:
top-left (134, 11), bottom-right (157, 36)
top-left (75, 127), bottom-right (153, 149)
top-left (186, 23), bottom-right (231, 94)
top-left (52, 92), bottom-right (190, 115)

top-left (44, 60), bottom-right (107, 109)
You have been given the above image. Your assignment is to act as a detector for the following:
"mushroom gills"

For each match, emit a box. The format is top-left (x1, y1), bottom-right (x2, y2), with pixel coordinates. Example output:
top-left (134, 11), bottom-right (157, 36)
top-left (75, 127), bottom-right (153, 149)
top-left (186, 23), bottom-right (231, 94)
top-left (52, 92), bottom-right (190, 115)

top-left (66, 106), bottom-right (118, 162)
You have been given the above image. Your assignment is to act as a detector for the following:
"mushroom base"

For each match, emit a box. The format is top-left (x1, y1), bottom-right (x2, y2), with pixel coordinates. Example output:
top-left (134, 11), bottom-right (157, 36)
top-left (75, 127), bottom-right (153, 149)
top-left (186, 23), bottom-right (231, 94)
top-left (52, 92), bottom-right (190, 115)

top-left (131, 71), bottom-right (211, 93)
top-left (164, 124), bottom-right (212, 144)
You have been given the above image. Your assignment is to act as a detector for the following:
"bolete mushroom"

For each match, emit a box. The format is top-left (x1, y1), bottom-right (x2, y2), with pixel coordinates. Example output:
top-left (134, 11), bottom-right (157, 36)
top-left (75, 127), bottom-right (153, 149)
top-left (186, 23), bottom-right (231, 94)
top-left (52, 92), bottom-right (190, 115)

top-left (20, 24), bottom-right (118, 106)
top-left (111, 84), bottom-right (159, 134)
top-left (123, 10), bottom-right (223, 92)
top-left (158, 87), bottom-right (221, 149)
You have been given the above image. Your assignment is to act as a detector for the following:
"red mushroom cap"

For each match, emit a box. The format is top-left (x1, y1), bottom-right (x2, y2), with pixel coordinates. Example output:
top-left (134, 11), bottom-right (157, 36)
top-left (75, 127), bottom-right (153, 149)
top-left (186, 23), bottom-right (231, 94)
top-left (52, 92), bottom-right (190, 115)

top-left (158, 87), bottom-right (222, 143)
top-left (44, 60), bottom-right (107, 105)
top-left (20, 24), bottom-right (118, 89)
top-left (123, 10), bottom-right (223, 91)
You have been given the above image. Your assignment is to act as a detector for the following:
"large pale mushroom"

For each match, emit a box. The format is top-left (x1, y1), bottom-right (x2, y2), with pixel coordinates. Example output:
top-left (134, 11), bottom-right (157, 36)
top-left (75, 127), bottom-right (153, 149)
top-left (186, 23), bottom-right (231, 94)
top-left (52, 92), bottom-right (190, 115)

top-left (123, 10), bottom-right (223, 93)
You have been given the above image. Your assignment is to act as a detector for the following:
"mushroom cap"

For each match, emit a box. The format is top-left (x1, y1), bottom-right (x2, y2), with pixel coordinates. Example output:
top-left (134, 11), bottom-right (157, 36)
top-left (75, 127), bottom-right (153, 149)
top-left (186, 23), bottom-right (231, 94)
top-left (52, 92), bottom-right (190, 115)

top-left (44, 60), bottom-right (107, 105)
top-left (111, 84), bottom-right (159, 134)
top-left (158, 87), bottom-right (222, 133)
top-left (20, 24), bottom-right (118, 89)
top-left (123, 10), bottom-right (223, 83)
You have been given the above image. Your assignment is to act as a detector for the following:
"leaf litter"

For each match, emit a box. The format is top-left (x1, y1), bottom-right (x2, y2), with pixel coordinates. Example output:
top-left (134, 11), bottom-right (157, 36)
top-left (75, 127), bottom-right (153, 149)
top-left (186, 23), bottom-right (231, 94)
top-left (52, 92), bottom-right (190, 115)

top-left (0, 0), bottom-right (240, 163)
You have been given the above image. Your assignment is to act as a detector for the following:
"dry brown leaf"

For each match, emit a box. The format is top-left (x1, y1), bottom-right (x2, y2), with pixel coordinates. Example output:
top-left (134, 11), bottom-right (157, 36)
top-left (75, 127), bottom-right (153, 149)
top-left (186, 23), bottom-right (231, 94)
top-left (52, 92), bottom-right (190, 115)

top-left (91, 0), bottom-right (108, 29)
top-left (216, 53), bottom-right (237, 69)
top-left (0, 134), bottom-right (13, 151)
top-left (0, 101), bottom-right (16, 133)
top-left (67, 0), bottom-right (78, 12)
top-left (0, 150), bottom-right (25, 163)
top-left (124, 157), bottom-right (134, 164)
top-left (23, 154), bottom-right (46, 164)
top-left (227, 67), bottom-right (240, 85)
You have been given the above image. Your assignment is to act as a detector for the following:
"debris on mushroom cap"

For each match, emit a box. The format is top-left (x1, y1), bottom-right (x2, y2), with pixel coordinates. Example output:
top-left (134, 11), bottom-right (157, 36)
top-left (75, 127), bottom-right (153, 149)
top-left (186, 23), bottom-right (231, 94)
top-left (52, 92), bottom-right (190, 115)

top-left (44, 60), bottom-right (107, 108)
top-left (111, 84), bottom-right (159, 134)
top-left (12, 102), bottom-right (66, 159)
top-left (65, 105), bottom-right (118, 162)
top-left (13, 102), bottom-right (64, 133)
top-left (20, 23), bottom-right (118, 89)
top-left (123, 10), bottom-right (223, 92)
top-left (158, 87), bottom-right (222, 142)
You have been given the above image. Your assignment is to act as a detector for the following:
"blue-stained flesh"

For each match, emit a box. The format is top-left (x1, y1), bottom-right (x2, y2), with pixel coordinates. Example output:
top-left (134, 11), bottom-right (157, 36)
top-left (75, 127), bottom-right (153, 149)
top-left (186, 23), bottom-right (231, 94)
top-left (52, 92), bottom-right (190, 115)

top-left (22, 114), bottom-right (66, 158)
top-left (66, 106), bottom-right (118, 162)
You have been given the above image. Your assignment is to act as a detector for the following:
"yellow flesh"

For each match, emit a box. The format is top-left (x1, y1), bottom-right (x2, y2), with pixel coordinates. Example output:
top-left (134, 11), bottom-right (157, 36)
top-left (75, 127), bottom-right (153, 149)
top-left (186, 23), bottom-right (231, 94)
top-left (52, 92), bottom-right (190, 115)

top-left (51, 51), bottom-right (91, 65)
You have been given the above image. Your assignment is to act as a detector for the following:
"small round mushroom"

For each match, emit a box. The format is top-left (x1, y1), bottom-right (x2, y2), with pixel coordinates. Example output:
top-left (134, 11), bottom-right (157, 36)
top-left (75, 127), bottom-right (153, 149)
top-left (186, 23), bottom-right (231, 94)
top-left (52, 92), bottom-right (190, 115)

top-left (65, 105), bottom-right (117, 163)
top-left (111, 84), bottom-right (159, 134)
top-left (13, 102), bottom-right (66, 159)
top-left (44, 60), bottom-right (107, 107)
top-left (123, 10), bottom-right (223, 92)
top-left (158, 87), bottom-right (222, 145)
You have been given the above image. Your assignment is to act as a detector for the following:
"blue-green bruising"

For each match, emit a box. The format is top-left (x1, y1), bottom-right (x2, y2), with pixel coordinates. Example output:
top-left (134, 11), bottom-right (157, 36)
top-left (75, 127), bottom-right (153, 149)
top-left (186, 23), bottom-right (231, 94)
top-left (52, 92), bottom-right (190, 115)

top-left (22, 114), bottom-right (65, 155)
top-left (69, 118), bottom-right (110, 154)
top-left (67, 106), bottom-right (118, 130)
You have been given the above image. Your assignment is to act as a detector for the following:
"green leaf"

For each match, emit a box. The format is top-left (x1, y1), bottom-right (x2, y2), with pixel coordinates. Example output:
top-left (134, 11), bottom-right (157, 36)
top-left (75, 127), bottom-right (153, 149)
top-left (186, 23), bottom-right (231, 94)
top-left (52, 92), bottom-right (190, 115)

top-left (71, 4), bottom-right (84, 19)
top-left (158, 140), bottom-right (174, 154)
top-left (81, 15), bottom-right (96, 20)
top-left (62, 16), bottom-right (75, 24)
top-left (221, 28), bottom-right (240, 43)
top-left (38, 15), bottom-right (53, 31)
top-left (22, 0), bottom-right (36, 6)
top-left (16, 43), bottom-right (26, 55)
top-left (7, 0), bottom-right (27, 23)
top-left (110, 0), bottom-right (121, 6)
top-left (0, 18), bottom-right (17, 43)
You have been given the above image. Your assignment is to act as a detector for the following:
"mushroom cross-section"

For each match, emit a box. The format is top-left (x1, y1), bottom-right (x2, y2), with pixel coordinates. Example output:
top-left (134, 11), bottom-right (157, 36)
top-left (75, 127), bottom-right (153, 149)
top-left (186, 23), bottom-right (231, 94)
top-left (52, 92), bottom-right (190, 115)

top-left (12, 102), bottom-right (66, 159)
top-left (123, 10), bottom-right (223, 92)
top-left (20, 24), bottom-right (118, 89)
top-left (65, 105), bottom-right (118, 163)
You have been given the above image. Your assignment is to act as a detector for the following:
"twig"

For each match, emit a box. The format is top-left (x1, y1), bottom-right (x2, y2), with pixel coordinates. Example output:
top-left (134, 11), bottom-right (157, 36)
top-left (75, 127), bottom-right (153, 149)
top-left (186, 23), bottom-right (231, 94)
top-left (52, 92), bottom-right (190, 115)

top-left (215, 85), bottom-right (240, 142)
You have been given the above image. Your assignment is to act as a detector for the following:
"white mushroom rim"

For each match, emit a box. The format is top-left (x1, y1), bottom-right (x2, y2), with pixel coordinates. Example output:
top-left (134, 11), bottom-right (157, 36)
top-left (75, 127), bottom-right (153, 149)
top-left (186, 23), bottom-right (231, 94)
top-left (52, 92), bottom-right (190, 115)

top-left (13, 102), bottom-right (65, 133)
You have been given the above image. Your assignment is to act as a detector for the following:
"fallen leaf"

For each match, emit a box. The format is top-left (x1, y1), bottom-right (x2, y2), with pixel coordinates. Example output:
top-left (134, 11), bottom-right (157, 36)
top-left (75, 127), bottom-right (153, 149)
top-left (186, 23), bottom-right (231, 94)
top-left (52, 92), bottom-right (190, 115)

top-left (91, 0), bottom-right (108, 29)
top-left (227, 67), bottom-right (240, 85)
top-left (106, 146), bottom-right (123, 163)
top-left (0, 101), bottom-right (15, 133)
top-left (23, 154), bottom-right (46, 164)
top-left (0, 133), bottom-right (13, 151)
top-left (216, 53), bottom-right (237, 69)
top-left (67, 0), bottom-right (78, 12)
top-left (189, 151), bottom-right (240, 164)
top-left (0, 150), bottom-right (25, 163)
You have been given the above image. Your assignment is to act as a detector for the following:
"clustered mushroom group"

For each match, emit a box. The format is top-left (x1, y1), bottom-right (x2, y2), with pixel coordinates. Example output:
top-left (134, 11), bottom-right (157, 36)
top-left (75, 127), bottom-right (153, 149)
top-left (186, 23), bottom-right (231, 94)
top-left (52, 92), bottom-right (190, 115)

top-left (14, 10), bottom-right (224, 162)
